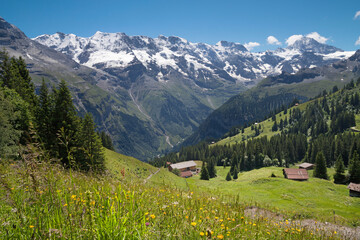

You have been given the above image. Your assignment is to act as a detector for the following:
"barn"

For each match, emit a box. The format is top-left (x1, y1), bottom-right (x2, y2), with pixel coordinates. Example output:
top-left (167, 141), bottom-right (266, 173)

top-left (347, 183), bottom-right (360, 197)
top-left (283, 168), bottom-right (309, 181)
top-left (168, 161), bottom-right (198, 178)
top-left (298, 162), bottom-right (315, 170)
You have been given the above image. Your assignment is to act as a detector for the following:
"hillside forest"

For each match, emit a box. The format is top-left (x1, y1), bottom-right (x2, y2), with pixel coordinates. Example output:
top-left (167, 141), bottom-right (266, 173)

top-left (151, 80), bottom-right (360, 184)
top-left (0, 50), bottom-right (112, 171)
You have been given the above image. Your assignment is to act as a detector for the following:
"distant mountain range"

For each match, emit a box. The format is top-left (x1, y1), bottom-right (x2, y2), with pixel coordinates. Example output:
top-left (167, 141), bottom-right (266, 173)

top-left (34, 31), bottom-right (353, 84)
top-left (0, 16), bottom-right (356, 160)
top-left (183, 50), bottom-right (360, 147)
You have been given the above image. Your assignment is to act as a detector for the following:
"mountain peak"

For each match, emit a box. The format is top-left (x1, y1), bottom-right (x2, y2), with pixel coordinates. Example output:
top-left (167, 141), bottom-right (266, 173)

top-left (288, 37), bottom-right (342, 54)
top-left (216, 40), bottom-right (248, 52)
top-left (0, 17), bottom-right (27, 41)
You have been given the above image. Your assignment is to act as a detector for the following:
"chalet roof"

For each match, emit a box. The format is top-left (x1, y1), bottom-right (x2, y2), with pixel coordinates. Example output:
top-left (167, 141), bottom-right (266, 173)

top-left (348, 183), bottom-right (360, 192)
top-left (180, 171), bottom-right (193, 178)
top-left (283, 168), bottom-right (309, 180)
top-left (298, 162), bottom-right (314, 169)
top-left (170, 160), bottom-right (197, 170)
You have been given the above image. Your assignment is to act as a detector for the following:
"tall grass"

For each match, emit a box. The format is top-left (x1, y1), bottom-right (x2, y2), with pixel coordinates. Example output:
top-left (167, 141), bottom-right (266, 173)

top-left (0, 157), bottom-right (344, 239)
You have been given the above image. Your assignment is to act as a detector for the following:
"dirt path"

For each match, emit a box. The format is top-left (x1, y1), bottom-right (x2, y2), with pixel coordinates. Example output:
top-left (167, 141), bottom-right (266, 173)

top-left (244, 206), bottom-right (360, 240)
top-left (144, 168), bottom-right (161, 184)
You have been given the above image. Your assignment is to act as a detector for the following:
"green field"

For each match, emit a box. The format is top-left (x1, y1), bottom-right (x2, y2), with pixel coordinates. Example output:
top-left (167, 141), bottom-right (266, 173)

top-left (0, 149), bottom-right (358, 239)
top-left (186, 166), bottom-right (360, 226)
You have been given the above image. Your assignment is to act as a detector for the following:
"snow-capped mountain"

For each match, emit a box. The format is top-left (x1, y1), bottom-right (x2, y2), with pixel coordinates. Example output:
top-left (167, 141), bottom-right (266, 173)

top-left (34, 32), bottom-right (354, 85)
top-left (2, 14), bottom-right (357, 160)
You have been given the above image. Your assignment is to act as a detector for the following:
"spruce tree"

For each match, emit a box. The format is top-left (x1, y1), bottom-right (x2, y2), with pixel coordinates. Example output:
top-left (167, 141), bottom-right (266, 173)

top-left (314, 151), bottom-right (328, 180)
top-left (226, 171), bottom-right (232, 181)
top-left (52, 80), bottom-right (79, 166)
top-left (100, 131), bottom-right (114, 150)
top-left (272, 120), bottom-right (278, 132)
top-left (0, 88), bottom-right (23, 158)
top-left (75, 114), bottom-right (105, 171)
top-left (334, 155), bottom-right (346, 184)
top-left (207, 158), bottom-right (217, 178)
top-left (348, 151), bottom-right (360, 183)
top-left (232, 166), bottom-right (238, 179)
top-left (200, 161), bottom-right (210, 180)
top-left (36, 79), bottom-right (53, 150)
top-left (0, 51), bottom-right (37, 108)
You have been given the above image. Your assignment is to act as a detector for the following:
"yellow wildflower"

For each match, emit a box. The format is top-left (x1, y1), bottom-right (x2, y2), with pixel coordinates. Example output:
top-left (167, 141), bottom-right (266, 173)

top-left (150, 214), bottom-right (155, 219)
top-left (191, 222), bottom-right (196, 226)
top-left (217, 234), bottom-right (224, 239)
top-left (200, 232), bottom-right (204, 236)
top-left (29, 225), bottom-right (35, 228)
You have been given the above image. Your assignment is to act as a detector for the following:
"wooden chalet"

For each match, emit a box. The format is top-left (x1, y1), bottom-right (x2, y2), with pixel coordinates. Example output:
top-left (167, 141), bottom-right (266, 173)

top-left (347, 183), bottom-right (360, 197)
top-left (283, 168), bottom-right (309, 181)
top-left (168, 161), bottom-right (198, 178)
top-left (298, 162), bottom-right (315, 170)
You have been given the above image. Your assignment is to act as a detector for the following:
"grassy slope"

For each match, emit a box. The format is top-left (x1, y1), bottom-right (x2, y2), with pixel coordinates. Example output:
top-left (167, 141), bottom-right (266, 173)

top-left (0, 149), bottom-right (356, 239)
top-left (186, 166), bottom-right (360, 226)
top-left (106, 149), bottom-right (360, 226)
top-left (105, 149), bottom-right (188, 190)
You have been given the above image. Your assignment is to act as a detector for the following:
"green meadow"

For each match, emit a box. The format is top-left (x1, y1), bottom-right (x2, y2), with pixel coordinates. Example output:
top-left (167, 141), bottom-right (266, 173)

top-left (187, 166), bottom-right (360, 227)
top-left (1, 149), bottom-right (357, 239)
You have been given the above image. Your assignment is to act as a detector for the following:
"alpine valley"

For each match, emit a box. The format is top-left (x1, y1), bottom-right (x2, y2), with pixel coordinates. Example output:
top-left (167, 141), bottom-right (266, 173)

top-left (0, 16), bottom-right (355, 160)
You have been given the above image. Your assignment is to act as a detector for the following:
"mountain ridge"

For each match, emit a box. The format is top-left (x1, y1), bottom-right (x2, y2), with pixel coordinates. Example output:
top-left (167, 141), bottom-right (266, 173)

top-left (34, 31), bottom-right (354, 85)
top-left (183, 49), bottom-right (360, 147)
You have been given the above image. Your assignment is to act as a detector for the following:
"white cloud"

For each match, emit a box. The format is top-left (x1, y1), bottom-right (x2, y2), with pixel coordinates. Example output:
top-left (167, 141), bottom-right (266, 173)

top-left (306, 32), bottom-right (328, 44)
top-left (356, 36), bottom-right (360, 46)
top-left (244, 42), bottom-right (260, 51)
top-left (354, 11), bottom-right (360, 19)
top-left (285, 34), bottom-right (303, 46)
top-left (267, 36), bottom-right (281, 45)
top-left (286, 32), bottom-right (329, 46)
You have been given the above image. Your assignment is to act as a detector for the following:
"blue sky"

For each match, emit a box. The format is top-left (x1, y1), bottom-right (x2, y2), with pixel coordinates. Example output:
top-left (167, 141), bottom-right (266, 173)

top-left (1, 0), bottom-right (359, 51)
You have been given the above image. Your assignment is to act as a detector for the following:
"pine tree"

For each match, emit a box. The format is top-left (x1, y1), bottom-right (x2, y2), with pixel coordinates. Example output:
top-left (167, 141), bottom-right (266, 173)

top-left (200, 161), bottom-right (210, 180)
top-left (333, 155), bottom-right (346, 184)
top-left (272, 120), bottom-right (278, 132)
top-left (314, 151), bottom-right (328, 180)
top-left (100, 131), bottom-right (114, 150)
top-left (232, 166), bottom-right (238, 179)
top-left (0, 51), bottom-right (37, 108)
top-left (207, 158), bottom-right (217, 178)
top-left (0, 88), bottom-right (23, 158)
top-left (52, 80), bottom-right (80, 166)
top-left (348, 151), bottom-right (360, 183)
top-left (75, 114), bottom-right (105, 171)
top-left (226, 171), bottom-right (232, 181)
top-left (36, 79), bottom-right (53, 150)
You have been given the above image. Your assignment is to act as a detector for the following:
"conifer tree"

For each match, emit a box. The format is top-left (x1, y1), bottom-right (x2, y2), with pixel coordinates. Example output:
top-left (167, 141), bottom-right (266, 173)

top-left (348, 151), bottom-right (360, 183)
top-left (226, 171), bottom-right (232, 181)
top-left (100, 131), bottom-right (114, 150)
top-left (75, 114), bottom-right (105, 171)
top-left (36, 79), bottom-right (53, 149)
top-left (314, 151), bottom-right (328, 180)
top-left (272, 120), bottom-right (278, 132)
top-left (0, 88), bottom-right (24, 157)
top-left (52, 80), bottom-right (79, 166)
top-left (232, 166), bottom-right (238, 179)
top-left (207, 158), bottom-right (217, 178)
top-left (0, 51), bottom-right (37, 108)
top-left (334, 155), bottom-right (346, 184)
top-left (200, 161), bottom-right (210, 180)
